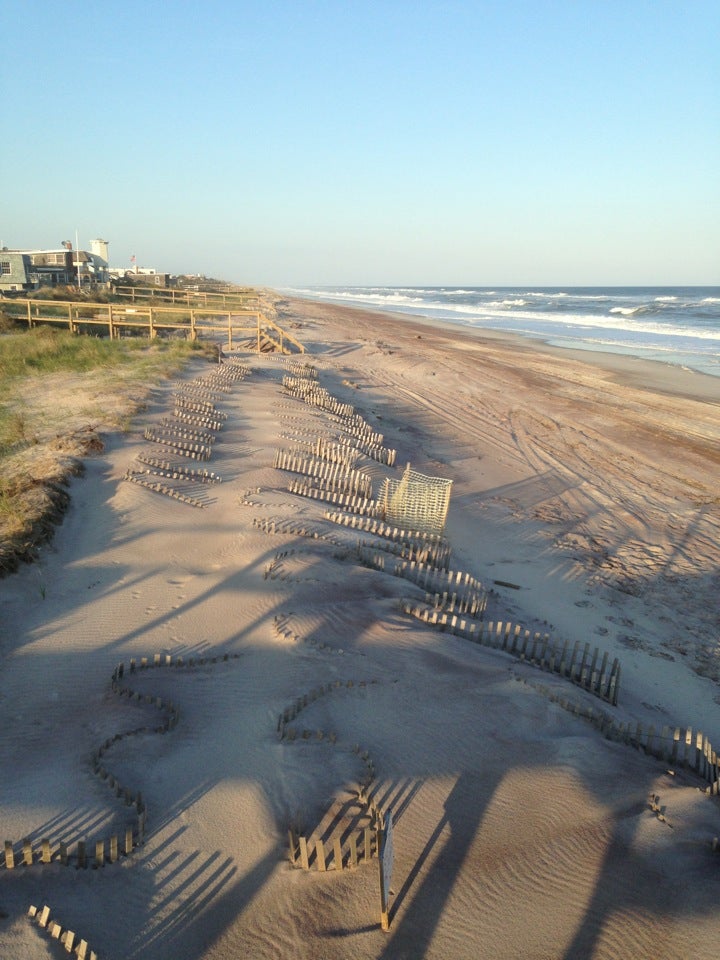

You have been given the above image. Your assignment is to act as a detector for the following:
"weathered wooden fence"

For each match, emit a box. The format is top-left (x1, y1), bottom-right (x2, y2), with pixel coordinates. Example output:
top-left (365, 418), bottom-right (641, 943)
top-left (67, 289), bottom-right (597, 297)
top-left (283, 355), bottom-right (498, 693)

top-left (325, 511), bottom-right (452, 569)
top-left (27, 904), bottom-right (98, 959)
top-left (524, 676), bottom-right (720, 794)
top-left (273, 449), bottom-right (374, 497)
top-left (402, 601), bottom-right (620, 705)
top-left (2, 651), bottom-right (239, 876)
top-left (278, 679), bottom-right (386, 873)
top-left (122, 359), bottom-right (250, 507)
top-left (287, 478), bottom-right (384, 518)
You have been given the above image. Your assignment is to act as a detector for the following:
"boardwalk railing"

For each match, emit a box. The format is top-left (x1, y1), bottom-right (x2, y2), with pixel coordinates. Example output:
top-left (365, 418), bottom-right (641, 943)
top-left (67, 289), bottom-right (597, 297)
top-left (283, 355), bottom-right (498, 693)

top-left (3, 298), bottom-right (304, 353)
top-left (112, 284), bottom-right (259, 307)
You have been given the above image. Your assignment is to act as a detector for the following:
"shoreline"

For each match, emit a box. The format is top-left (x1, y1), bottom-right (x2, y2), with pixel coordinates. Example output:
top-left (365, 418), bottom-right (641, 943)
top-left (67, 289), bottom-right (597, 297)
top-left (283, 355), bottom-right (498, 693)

top-left (280, 292), bottom-right (720, 403)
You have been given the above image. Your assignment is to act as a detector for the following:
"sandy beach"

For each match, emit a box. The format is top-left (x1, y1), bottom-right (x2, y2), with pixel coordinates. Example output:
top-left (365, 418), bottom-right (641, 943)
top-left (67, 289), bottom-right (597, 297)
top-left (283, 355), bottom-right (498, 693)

top-left (1, 295), bottom-right (719, 960)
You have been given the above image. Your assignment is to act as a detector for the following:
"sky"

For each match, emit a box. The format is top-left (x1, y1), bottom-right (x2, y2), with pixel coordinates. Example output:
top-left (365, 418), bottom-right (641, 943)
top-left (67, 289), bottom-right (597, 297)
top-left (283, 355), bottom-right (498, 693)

top-left (2, 0), bottom-right (719, 286)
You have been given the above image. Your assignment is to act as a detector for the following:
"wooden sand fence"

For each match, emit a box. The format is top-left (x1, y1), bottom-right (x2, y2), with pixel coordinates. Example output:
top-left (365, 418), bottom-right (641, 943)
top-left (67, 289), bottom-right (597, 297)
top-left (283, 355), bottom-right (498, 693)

top-left (282, 376), bottom-right (355, 418)
top-left (287, 478), bottom-right (384, 518)
top-left (1, 651), bottom-right (238, 877)
top-left (281, 377), bottom-right (397, 465)
top-left (357, 548), bottom-right (488, 618)
top-left (281, 358), bottom-right (319, 380)
top-left (27, 904), bottom-right (98, 959)
top-left (278, 679), bottom-right (386, 873)
top-left (523, 677), bottom-right (720, 796)
top-left (402, 601), bottom-right (620, 705)
top-left (122, 359), bottom-right (249, 508)
top-left (325, 510), bottom-right (452, 569)
top-left (273, 448), bottom-right (374, 498)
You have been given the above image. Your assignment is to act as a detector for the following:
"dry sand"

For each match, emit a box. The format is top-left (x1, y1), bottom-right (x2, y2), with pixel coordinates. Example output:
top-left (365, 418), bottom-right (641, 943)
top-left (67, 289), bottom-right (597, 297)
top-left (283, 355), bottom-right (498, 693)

top-left (1, 296), bottom-right (719, 959)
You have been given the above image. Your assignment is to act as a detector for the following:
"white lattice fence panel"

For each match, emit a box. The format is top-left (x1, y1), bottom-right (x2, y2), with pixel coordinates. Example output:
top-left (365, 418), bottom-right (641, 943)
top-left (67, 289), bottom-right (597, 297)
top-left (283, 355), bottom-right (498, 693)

top-left (380, 466), bottom-right (452, 535)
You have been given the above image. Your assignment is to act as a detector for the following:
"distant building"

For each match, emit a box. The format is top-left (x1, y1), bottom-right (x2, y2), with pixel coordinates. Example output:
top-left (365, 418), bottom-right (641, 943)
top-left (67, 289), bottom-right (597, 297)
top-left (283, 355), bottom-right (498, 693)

top-left (0, 251), bottom-right (36, 293)
top-left (0, 243), bottom-right (110, 292)
top-left (109, 266), bottom-right (174, 287)
top-left (90, 238), bottom-right (110, 262)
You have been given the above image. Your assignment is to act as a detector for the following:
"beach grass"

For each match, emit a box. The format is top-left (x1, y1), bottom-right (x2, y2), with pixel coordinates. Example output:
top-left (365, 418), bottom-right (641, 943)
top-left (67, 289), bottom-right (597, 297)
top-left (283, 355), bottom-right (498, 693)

top-left (0, 324), bottom-right (217, 571)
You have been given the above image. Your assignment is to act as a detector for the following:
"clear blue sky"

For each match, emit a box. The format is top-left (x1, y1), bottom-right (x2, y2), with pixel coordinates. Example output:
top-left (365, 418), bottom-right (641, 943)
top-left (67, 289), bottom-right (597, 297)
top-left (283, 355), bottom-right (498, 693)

top-left (2, 0), bottom-right (718, 286)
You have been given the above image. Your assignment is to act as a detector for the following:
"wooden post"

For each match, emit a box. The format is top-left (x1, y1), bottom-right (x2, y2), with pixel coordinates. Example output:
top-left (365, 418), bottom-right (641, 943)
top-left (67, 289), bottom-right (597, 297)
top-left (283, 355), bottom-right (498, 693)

top-left (299, 836), bottom-right (309, 870)
top-left (149, 306), bottom-right (155, 339)
top-left (364, 827), bottom-right (373, 861)
top-left (288, 829), bottom-right (298, 864)
top-left (316, 838), bottom-right (327, 872)
top-left (4, 841), bottom-right (14, 869)
top-left (228, 312), bottom-right (233, 350)
top-left (333, 836), bottom-right (343, 870)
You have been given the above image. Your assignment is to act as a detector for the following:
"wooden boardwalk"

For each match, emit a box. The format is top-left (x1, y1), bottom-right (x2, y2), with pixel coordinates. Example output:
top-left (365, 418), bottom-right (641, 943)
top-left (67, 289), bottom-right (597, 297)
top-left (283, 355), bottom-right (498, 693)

top-left (2, 297), bottom-right (304, 353)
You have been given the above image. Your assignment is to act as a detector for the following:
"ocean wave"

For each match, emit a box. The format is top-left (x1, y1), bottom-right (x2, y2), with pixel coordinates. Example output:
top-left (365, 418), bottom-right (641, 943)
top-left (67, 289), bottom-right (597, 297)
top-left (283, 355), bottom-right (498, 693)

top-left (492, 299), bottom-right (528, 307)
top-left (289, 288), bottom-right (425, 306)
top-left (526, 291), bottom-right (568, 298)
top-left (284, 285), bottom-right (719, 375)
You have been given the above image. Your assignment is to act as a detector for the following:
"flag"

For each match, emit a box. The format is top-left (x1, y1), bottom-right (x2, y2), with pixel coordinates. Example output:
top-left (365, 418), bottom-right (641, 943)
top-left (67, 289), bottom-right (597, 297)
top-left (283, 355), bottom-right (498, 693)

top-left (130, 254), bottom-right (136, 263)
top-left (62, 240), bottom-right (72, 250)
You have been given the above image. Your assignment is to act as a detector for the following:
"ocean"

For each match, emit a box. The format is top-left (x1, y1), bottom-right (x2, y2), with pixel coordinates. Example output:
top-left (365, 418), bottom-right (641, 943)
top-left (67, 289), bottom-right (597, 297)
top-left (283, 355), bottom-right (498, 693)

top-left (285, 286), bottom-right (720, 380)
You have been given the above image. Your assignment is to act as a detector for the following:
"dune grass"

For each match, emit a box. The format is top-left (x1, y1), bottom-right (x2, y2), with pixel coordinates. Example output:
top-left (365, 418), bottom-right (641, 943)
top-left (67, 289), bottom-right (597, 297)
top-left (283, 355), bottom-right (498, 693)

top-left (0, 324), bottom-right (217, 572)
top-left (0, 327), bottom-right (214, 445)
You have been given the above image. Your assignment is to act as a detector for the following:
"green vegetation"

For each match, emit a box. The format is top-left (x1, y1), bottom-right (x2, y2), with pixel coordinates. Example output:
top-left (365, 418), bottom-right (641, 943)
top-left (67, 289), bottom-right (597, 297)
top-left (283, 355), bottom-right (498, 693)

top-left (0, 326), bottom-right (212, 452)
top-left (0, 325), bottom-right (201, 380)
top-left (0, 323), bottom-right (217, 572)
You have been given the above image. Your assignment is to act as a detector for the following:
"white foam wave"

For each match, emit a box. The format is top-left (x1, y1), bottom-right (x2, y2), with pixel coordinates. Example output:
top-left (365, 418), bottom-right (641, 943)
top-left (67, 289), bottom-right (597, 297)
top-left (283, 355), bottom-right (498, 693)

top-left (291, 288), bottom-right (425, 306)
top-left (526, 291), bottom-right (568, 299)
top-left (285, 287), bottom-right (720, 345)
